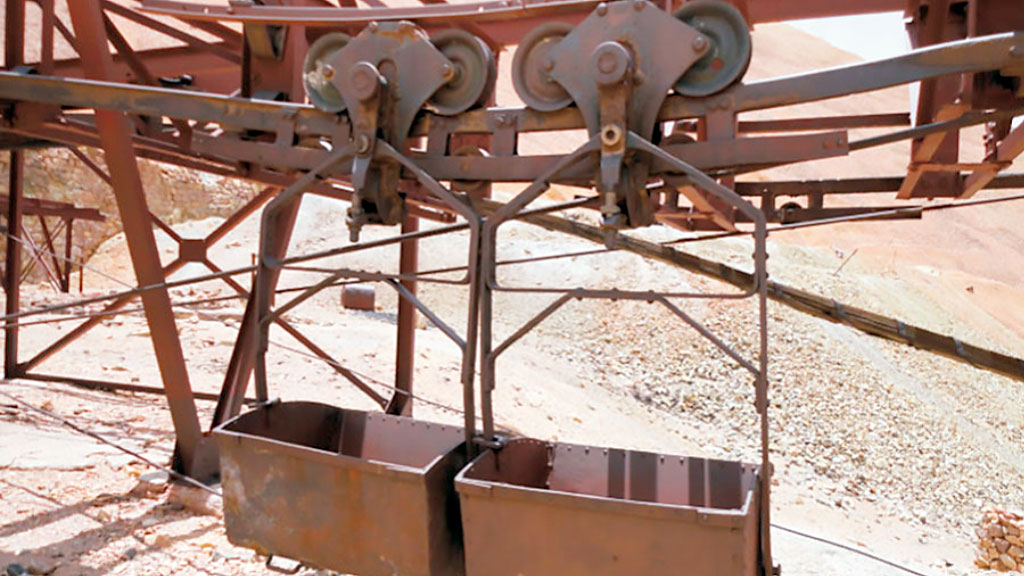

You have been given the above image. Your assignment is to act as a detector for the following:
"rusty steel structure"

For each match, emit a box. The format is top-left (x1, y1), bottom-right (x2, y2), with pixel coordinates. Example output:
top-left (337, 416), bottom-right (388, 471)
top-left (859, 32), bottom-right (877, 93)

top-left (2, 0), bottom-right (1024, 574)
top-left (0, 194), bottom-right (104, 292)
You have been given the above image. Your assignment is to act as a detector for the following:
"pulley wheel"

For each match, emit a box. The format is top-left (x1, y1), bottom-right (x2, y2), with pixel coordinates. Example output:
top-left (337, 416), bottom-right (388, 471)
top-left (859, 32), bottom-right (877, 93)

top-left (429, 29), bottom-right (497, 116)
top-left (673, 1), bottom-right (752, 98)
top-left (302, 32), bottom-right (350, 113)
top-left (512, 22), bottom-right (573, 112)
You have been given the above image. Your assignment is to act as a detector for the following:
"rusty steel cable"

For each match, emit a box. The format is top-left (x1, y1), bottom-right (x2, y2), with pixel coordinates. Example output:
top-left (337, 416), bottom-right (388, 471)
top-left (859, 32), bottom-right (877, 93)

top-left (0, 228), bottom-right (493, 425)
top-left (1, 289), bottom-right (492, 437)
top-left (0, 386), bottom-right (936, 576)
top-left (0, 386), bottom-right (224, 498)
top-left (0, 198), bottom-right (597, 324)
top-left (282, 246), bottom-right (612, 278)
top-left (6, 275), bottom-right (429, 329)
top-left (5, 188), bottom-right (1024, 328)
top-left (0, 213), bottom-right (956, 576)
top-left (770, 524), bottom-right (933, 576)
top-left (265, 338), bottom-right (516, 434)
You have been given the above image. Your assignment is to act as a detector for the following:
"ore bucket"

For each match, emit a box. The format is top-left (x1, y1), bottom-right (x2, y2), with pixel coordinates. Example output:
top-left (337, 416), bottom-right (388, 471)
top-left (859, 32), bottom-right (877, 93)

top-left (215, 401), bottom-right (467, 576)
top-left (456, 437), bottom-right (761, 576)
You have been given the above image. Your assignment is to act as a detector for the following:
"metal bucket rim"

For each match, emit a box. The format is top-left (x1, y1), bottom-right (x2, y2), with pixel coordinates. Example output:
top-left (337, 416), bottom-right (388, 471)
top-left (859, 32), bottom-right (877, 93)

top-left (214, 401), bottom-right (465, 476)
top-left (455, 439), bottom-right (758, 526)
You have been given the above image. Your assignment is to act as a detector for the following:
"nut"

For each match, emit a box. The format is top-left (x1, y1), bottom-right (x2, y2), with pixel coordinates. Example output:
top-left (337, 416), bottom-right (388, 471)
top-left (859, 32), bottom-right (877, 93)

top-left (601, 124), bottom-right (623, 147)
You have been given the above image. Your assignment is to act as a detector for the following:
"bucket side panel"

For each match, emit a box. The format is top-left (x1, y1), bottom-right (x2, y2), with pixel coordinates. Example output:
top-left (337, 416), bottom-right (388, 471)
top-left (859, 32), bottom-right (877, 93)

top-left (220, 441), bottom-right (439, 576)
top-left (459, 491), bottom-right (756, 576)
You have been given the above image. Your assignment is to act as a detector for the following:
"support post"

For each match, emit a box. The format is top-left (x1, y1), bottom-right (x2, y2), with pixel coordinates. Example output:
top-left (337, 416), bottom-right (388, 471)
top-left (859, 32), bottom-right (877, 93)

top-left (63, 217), bottom-right (73, 292)
top-left (67, 0), bottom-right (211, 479)
top-left (211, 191), bottom-right (299, 427)
top-left (387, 208), bottom-right (419, 416)
top-left (4, 151), bottom-right (24, 379)
top-left (4, 0), bottom-right (26, 381)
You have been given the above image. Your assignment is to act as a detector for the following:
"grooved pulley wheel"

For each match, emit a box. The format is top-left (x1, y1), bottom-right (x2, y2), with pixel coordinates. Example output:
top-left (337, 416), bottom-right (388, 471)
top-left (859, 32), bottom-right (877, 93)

top-left (429, 29), bottom-right (497, 116)
top-left (303, 32), bottom-right (350, 113)
top-left (512, 22), bottom-right (573, 112)
top-left (673, 0), bottom-right (752, 97)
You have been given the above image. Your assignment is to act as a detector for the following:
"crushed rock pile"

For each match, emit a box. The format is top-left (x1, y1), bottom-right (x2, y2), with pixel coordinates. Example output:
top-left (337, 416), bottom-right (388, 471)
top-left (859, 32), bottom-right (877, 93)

top-left (977, 508), bottom-right (1024, 571)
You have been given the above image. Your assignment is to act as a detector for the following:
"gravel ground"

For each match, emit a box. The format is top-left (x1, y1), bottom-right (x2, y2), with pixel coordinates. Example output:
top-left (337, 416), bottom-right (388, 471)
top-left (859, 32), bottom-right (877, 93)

top-left (2, 204), bottom-right (1022, 576)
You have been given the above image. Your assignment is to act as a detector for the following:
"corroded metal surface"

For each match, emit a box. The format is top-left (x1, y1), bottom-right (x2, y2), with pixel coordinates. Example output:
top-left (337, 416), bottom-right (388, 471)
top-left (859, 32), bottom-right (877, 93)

top-left (216, 402), bottom-right (467, 576)
top-left (3, 1), bottom-right (1024, 574)
top-left (457, 438), bottom-right (761, 576)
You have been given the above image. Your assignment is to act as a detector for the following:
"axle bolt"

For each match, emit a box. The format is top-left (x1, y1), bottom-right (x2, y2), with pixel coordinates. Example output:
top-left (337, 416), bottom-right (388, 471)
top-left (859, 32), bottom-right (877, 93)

top-left (368, 21), bottom-right (379, 32)
top-left (442, 62), bottom-right (456, 81)
top-left (592, 41), bottom-right (631, 85)
top-left (322, 64), bottom-right (335, 80)
top-left (1011, 45), bottom-right (1024, 58)
top-left (633, 0), bottom-right (645, 10)
top-left (596, 2), bottom-right (607, 16)
top-left (693, 36), bottom-right (708, 53)
top-left (351, 61), bottom-right (381, 101)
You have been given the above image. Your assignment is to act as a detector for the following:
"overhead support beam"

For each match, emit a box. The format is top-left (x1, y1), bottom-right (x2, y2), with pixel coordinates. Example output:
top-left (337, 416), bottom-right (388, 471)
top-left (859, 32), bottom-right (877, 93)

top-left (3, 30), bottom-right (1022, 139)
top-left (100, 0), bottom-right (243, 61)
top-left (743, 0), bottom-right (905, 23)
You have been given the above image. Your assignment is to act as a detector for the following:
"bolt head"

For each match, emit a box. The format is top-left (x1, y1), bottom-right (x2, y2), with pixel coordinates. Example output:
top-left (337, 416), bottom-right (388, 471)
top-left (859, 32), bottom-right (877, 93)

top-left (596, 2), bottom-right (607, 16)
top-left (1011, 45), bottom-right (1024, 57)
top-left (442, 62), bottom-right (455, 81)
top-left (368, 21), bottom-right (379, 32)
top-left (633, 0), bottom-right (645, 10)
top-left (350, 61), bottom-right (381, 101)
top-left (692, 36), bottom-right (708, 53)
top-left (321, 64), bottom-right (335, 80)
top-left (592, 41), bottom-right (631, 85)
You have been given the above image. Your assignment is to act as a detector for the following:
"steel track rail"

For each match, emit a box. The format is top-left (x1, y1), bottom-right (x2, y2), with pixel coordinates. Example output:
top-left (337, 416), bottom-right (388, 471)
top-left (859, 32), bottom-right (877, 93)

top-left (2, 31), bottom-right (1021, 140)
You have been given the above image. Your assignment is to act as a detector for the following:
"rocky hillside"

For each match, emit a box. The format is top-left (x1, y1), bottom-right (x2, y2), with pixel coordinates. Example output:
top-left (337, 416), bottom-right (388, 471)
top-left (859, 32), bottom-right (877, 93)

top-left (0, 149), bottom-right (260, 284)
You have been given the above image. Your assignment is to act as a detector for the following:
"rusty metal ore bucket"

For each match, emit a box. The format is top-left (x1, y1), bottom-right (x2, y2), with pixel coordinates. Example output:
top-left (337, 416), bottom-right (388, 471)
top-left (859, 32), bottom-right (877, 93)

top-left (456, 438), bottom-right (762, 576)
top-left (215, 401), bottom-right (467, 576)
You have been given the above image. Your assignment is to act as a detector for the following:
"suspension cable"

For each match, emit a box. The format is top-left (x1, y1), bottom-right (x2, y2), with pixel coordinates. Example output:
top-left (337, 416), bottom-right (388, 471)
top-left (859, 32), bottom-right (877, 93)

top-left (0, 383), bottom-right (940, 576)
top-left (0, 386), bottom-right (223, 498)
